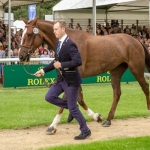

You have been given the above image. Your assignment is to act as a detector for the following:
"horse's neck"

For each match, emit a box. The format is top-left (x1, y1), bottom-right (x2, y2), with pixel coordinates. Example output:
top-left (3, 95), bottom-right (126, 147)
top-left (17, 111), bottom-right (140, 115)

top-left (66, 29), bottom-right (90, 44)
top-left (37, 21), bottom-right (57, 50)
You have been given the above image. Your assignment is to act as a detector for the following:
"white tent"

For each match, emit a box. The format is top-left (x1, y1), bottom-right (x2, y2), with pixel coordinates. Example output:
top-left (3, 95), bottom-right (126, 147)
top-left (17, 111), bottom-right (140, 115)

top-left (52, 0), bottom-right (149, 31)
top-left (53, 0), bottom-right (148, 12)
top-left (53, 0), bottom-right (137, 11)
top-left (13, 20), bottom-right (25, 29)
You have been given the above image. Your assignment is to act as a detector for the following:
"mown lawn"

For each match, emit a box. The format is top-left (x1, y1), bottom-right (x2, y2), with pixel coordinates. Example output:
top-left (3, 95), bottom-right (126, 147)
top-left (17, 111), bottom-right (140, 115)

top-left (40, 136), bottom-right (150, 150)
top-left (0, 82), bottom-right (149, 129)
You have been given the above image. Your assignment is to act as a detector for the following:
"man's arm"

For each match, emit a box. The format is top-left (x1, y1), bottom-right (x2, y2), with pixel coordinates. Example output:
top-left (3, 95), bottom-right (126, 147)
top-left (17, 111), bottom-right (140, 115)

top-left (61, 43), bottom-right (82, 69)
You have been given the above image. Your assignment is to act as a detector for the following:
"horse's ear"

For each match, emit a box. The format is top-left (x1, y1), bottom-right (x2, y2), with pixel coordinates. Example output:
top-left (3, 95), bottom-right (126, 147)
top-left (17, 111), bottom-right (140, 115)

top-left (35, 16), bottom-right (39, 21)
top-left (22, 18), bottom-right (28, 25)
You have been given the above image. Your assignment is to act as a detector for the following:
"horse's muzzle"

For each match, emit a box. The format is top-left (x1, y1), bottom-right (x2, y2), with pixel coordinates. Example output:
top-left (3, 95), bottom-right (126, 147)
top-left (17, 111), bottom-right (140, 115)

top-left (19, 54), bottom-right (30, 62)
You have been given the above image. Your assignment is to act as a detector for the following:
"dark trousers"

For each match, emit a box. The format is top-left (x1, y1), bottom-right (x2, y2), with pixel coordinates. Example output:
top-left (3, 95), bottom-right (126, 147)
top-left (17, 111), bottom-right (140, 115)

top-left (45, 80), bottom-right (89, 133)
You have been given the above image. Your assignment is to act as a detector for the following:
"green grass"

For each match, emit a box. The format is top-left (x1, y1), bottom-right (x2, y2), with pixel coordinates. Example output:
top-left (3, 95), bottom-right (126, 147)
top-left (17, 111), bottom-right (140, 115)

top-left (0, 82), bottom-right (150, 129)
top-left (40, 136), bottom-right (150, 150)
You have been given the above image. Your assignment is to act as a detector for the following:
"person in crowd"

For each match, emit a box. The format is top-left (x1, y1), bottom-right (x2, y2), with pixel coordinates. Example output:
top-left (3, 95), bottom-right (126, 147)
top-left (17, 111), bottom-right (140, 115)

top-left (49, 49), bottom-right (55, 58)
top-left (124, 25), bottom-right (131, 34)
top-left (131, 24), bottom-right (137, 36)
top-left (5, 34), bottom-right (9, 45)
top-left (34, 20), bottom-right (91, 140)
top-left (0, 20), bottom-right (5, 30)
top-left (11, 28), bottom-right (15, 38)
top-left (40, 49), bottom-right (50, 64)
top-left (77, 26), bottom-right (82, 30)
top-left (18, 29), bottom-right (23, 37)
top-left (14, 34), bottom-right (21, 47)
top-left (0, 32), bottom-right (5, 43)
top-left (38, 44), bottom-right (44, 55)
top-left (75, 23), bottom-right (81, 29)
top-left (11, 48), bottom-right (19, 58)
top-left (96, 28), bottom-right (103, 36)
top-left (68, 23), bottom-right (74, 29)
top-left (32, 48), bottom-right (40, 58)
top-left (11, 40), bottom-right (18, 51)
top-left (2, 40), bottom-right (7, 50)
top-left (138, 26), bottom-right (144, 38)
top-left (0, 42), bottom-right (5, 58)
top-left (4, 25), bottom-right (8, 38)
top-left (85, 25), bottom-right (92, 34)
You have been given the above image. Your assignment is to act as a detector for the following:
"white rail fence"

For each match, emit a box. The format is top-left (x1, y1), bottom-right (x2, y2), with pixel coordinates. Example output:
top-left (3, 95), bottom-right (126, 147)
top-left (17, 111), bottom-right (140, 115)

top-left (0, 58), bottom-right (54, 63)
top-left (0, 58), bottom-right (54, 79)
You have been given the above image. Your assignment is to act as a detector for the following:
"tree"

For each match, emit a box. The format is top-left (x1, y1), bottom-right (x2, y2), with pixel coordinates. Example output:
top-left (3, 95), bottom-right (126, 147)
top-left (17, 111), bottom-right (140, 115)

top-left (5, 1), bottom-right (60, 20)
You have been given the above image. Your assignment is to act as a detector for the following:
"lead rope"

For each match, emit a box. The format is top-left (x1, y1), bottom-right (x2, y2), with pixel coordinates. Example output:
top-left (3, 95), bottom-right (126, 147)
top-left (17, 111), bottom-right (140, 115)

top-left (22, 63), bottom-right (52, 88)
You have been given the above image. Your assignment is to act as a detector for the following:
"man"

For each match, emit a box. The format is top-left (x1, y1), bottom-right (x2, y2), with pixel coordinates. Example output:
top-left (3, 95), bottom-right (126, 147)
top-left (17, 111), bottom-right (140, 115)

top-left (34, 21), bottom-right (91, 140)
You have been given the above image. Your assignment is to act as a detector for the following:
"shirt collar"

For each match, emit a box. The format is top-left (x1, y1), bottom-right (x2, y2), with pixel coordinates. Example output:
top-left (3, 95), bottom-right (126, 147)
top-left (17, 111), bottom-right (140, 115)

top-left (59, 34), bottom-right (67, 44)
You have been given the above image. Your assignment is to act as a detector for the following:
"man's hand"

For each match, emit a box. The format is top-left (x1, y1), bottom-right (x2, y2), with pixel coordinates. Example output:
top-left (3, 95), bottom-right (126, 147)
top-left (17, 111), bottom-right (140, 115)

top-left (54, 61), bottom-right (61, 69)
top-left (34, 69), bottom-right (44, 77)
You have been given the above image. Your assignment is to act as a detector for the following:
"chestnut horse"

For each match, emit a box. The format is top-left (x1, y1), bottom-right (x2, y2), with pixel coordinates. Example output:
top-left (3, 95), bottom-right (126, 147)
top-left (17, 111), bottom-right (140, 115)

top-left (19, 17), bottom-right (150, 133)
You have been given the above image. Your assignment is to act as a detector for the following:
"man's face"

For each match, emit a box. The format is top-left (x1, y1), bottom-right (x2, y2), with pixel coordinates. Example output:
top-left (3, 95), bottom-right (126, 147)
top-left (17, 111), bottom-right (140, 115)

top-left (53, 22), bottom-right (65, 39)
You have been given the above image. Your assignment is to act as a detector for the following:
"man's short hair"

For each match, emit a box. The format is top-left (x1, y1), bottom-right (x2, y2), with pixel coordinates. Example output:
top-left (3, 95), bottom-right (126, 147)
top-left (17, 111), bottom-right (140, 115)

top-left (54, 20), bottom-right (66, 29)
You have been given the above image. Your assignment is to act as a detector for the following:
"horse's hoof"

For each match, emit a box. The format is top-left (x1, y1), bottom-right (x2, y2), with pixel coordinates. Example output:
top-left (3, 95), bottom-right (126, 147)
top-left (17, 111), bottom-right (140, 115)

top-left (45, 126), bottom-right (57, 135)
top-left (101, 120), bottom-right (111, 127)
top-left (67, 113), bottom-right (74, 123)
top-left (95, 113), bottom-right (102, 123)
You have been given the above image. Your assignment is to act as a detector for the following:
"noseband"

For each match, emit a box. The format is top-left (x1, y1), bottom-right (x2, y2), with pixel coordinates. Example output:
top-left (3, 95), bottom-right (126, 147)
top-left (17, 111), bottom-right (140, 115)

top-left (20, 25), bottom-right (43, 56)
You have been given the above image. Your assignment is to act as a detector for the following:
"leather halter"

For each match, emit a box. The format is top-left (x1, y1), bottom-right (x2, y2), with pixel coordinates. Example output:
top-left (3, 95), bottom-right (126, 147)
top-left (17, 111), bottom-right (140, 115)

top-left (19, 25), bottom-right (43, 56)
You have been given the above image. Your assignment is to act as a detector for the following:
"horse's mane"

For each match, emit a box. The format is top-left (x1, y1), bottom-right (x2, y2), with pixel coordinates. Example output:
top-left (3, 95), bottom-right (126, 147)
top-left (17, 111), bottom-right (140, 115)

top-left (38, 20), bottom-right (54, 25)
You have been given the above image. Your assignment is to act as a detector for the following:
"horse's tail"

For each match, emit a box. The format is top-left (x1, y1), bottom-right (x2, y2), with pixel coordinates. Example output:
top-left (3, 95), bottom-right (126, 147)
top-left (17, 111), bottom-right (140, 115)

top-left (142, 43), bottom-right (150, 72)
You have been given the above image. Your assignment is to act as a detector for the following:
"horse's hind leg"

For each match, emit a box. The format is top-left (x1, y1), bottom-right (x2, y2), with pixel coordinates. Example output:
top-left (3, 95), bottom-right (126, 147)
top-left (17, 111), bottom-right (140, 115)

top-left (67, 85), bottom-right (102, 123)
top-left (129, 63), bottom-right (150, 110)
top-left (46, 94), bottom-right (66, 135)
top-left (102, 63), bottom-right (128, 127)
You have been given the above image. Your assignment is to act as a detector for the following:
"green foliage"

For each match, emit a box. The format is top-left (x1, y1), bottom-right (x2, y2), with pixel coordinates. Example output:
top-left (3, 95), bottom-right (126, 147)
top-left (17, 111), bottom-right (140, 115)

top-left (40, 136), bottom-right (150, 150)
top-left (0, 82), bottom-right (150, 129)
top-left (5, 1), bottom-right (60, 20)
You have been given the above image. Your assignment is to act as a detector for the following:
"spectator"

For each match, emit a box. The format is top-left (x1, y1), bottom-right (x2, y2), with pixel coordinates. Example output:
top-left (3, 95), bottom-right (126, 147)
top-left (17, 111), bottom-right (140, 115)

top-left (0, 42), bottom-right (5, 58)
top-left (131, 25), bottom-right (137, 36)
top-left (40, 49), bottom-right (50, 64)
top-left (75, 23), bottom-right (81, 29)
top-left (31, 48), bottom-right (40, 58)
top-left (96, 28), bottom-right (103, 36)
top-left (85, 25), bottom-right (92, 34)
top-left (11, 40), bottom-right (18, 51)
top-left (68, 23), bottom-right (73, 29)
top-left (138, 26), bottom-right (144, 38)
top-left (49, 49), bottom-right (54, 58)
top-left (14, 34), bottom-right (21, 47)
top-left (124, 25), bottom-right (131, 34)
top-left (77, 26), bottom-right (82, 30)
top-left (11, 48), bottom-right (19, 58)
top-left (0, 32), bottom-right (5, 43)
top-left (18, 29), bottom-right (23, 37)
top-left (2, 40), bottom-right (8, 50)
top-left (115, 23), bottom-right (121, 33)
top-left (38, 44), bottom-right (44, 55)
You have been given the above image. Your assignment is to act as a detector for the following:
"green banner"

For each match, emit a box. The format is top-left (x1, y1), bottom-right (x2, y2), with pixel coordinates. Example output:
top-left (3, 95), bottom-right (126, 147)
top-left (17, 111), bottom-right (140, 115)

top-left (3, 65), bottom-right (136, 88)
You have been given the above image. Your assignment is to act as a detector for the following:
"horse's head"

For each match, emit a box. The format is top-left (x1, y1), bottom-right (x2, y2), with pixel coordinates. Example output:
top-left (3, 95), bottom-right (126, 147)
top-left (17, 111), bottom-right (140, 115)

top-left (19, 17), bottom-right (43, 62)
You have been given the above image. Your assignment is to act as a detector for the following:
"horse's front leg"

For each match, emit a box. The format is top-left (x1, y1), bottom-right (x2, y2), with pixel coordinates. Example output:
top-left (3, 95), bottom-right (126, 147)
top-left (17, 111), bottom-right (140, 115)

top-left (67, 85), bottom-right (102, 123)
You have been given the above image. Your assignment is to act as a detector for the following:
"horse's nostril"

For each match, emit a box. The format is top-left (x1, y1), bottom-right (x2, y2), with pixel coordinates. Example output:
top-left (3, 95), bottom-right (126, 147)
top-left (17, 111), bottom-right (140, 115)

top-left (19, 55), bottom-right (23, 60)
